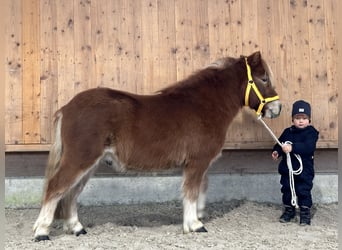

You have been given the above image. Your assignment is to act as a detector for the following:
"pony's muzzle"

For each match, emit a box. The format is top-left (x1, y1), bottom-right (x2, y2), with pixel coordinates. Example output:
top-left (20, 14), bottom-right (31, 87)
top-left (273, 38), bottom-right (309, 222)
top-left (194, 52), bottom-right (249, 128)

top-left (263, 101), bottom-right (281, 119)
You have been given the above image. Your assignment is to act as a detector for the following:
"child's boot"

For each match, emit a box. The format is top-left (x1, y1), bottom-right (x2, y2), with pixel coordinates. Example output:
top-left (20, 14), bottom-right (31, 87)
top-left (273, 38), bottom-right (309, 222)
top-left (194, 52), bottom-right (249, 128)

top-left (279, 205), bottom-right (296, 223)
top-left (299, 206), bottom-right (311, 226)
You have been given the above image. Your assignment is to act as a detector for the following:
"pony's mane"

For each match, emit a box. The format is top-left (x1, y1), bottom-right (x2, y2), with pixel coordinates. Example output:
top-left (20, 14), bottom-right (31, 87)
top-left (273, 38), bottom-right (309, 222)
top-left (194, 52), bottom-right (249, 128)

top-left (158, 57), bottom-right (239, 95)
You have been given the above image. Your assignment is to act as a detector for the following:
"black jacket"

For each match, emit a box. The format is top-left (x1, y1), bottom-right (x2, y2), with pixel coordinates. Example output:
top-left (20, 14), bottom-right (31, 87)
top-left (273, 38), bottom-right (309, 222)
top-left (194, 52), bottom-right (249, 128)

top-left (273, 125), bottom-right (319, 176)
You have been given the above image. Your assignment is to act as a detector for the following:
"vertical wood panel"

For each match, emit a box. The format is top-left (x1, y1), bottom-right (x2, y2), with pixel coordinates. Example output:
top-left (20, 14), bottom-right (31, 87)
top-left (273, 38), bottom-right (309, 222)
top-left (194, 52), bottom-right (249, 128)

top-left (191, 0), bottom-right (209, 70)
top-left (308, 0), bottom-right (329, 143)
top-left (117, 0), bottom-right (141, 93)
top-left (175, 0), bottom-right (193, 80)
top-left (56, 0), bottom-right (75, 107)
top-left (90, 0), bottom-right (106, 87)
top-left (5, 0), bottom-right (23, 145)
top-left (157, 0), bottom-right (177, 88)
top-left (22, 0), bottom-right (41, 143)
top-left (40, 0), bottom-right (58, 144)
top-left (141, 0), bottom-right (160, 94)
top-left (74, 0), bottom-right (92, 93)
top-left (324, 0), bottom-right (338, 142)
top-left (226, 0), bottom-right (242, 56)
top-left (108, 0), bottom-right (122, 89)
top-left (207, 0), bottom-right (222, 60)
top-left (290, 0), bottom-right (311, 102)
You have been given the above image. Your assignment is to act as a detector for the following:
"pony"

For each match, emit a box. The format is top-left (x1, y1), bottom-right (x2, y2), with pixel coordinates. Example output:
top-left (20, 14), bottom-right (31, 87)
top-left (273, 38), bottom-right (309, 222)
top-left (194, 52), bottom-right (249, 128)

top-left (33, 51), bottom-right (281, 241)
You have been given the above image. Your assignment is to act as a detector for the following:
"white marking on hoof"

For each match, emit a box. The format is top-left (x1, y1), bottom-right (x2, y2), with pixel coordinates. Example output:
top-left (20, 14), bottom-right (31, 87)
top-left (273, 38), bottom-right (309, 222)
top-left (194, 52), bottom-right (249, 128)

top-left (33, 198), bottom-right (59, 239)
top-left (183, 198), bottom-right (205, 233)
top-left (63, 216), bottom-right (84, 235)
top-left (197, 191), bottom-right (207, 219)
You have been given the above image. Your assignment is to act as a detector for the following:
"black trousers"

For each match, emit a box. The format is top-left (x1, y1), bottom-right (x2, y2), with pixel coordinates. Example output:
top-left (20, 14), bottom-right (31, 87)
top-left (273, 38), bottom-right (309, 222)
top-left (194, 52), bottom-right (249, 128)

top-left (280, 171), bottom-right (314, 208)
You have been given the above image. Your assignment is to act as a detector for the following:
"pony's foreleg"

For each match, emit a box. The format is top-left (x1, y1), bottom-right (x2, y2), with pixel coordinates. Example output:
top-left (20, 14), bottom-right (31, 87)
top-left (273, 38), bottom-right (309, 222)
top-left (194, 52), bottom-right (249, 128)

top-left (197, 173), bottom-right (208, 219)
top-left (182, 163), bottom-right (208, 233)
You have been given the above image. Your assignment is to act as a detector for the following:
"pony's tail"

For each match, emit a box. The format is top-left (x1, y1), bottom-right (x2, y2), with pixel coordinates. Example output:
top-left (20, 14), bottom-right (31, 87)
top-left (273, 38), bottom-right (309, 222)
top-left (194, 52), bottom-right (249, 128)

top-left (42, 111), bottom-right (70, 219)
top-left (42, 111), bottom-right (63, 199)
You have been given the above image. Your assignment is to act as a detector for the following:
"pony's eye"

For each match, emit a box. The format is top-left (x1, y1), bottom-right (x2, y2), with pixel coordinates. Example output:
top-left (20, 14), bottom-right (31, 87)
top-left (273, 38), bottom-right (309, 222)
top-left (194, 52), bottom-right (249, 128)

top-left (261, 73), bottom-right (268, 84)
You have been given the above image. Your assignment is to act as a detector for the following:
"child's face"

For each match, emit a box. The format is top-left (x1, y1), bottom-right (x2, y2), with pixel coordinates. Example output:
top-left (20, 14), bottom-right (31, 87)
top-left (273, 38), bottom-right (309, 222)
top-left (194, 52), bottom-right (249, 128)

top-left (292, 114), bottom-right (310, 129)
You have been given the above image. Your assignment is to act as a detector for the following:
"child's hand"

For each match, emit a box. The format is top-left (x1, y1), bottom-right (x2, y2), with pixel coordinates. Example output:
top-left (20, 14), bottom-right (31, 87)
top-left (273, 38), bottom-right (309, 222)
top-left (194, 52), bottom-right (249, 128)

top-left (272, 151), bottom-right (279, 160)
top-left (282, 144), bottom-right (292, 153)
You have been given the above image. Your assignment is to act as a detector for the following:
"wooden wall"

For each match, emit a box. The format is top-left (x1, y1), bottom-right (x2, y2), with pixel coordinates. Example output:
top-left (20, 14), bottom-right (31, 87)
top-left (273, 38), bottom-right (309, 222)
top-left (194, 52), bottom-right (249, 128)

top-left (5, 0), bottom-right (338, 152)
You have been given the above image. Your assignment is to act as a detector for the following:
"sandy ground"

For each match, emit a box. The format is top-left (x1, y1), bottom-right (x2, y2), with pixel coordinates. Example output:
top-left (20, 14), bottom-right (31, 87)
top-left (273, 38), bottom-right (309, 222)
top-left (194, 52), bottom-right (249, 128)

top-left (6, 200), bottom-right (337, 250)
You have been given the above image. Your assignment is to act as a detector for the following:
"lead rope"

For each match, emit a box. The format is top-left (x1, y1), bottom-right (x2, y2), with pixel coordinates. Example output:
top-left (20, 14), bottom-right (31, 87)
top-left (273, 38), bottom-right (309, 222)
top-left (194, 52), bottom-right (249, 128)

top-left (257, 115), bottom-right (303, 208)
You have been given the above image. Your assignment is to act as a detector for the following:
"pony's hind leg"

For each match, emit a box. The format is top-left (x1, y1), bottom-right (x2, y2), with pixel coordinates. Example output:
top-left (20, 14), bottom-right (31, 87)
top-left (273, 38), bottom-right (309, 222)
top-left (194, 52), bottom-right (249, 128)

top-left (61, 168), bottom-right (96, 236)
top-left (33, 196), bottom-right (61, 241)
top-left (33, 162), bottom-right (93, 241)
top-left (182, 161), bottom-right (209, 233)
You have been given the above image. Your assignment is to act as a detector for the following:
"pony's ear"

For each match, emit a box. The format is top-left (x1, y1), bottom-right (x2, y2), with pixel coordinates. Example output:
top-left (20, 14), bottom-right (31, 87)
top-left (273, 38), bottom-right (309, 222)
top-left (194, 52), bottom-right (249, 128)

top-left (247, 51), bottom-right (261, 67)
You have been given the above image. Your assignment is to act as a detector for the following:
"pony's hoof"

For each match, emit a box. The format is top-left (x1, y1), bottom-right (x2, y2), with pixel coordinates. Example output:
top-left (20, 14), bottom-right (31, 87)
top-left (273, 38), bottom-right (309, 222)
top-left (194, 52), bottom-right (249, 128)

top-left (34, 235), bottom-right (50, 242)
top-left (75, 229), bottom-right (87, 236)
top-left (195, 226), bottom-right (208, 233)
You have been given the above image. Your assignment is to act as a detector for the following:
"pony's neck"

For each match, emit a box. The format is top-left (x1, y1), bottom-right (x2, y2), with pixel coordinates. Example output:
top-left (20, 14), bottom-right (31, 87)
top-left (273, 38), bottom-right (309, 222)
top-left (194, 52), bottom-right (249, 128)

top-left (162, 67), bottom-right (245, 128)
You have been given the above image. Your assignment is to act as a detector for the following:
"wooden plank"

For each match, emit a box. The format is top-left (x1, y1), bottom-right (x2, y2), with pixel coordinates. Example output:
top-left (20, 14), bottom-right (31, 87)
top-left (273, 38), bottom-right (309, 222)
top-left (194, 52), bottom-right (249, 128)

top-left (89, 0), bottom-right (107, 87)
top-left (40, 0), bottom-right (58, 144)
top-left (116, 0), bottom-right (142, 93)
top-left (22, 0), bottom-right (41, 143)
top-left (323, 0), bottom-right (338, 142)
top-left (56, 0), bottom-right (75, 108)
top-left (93, 1), bottom-right (123, 90)
top-left (131, 0), bottom-right (143, 93)
top-left (267, 0), bottom-right (294, 137)
top-left (190, 0), bottom-right (209, 70)
top-left (290, 0), bottom-right (311, 101)
top-left (175, 0), bottom-right (193, 80)
top-left (240, 0), bottom-right (258, 54)
top-left (5, 0), bottom-right (23, 145)
top-left (141, 0), bottom-right (160, 93)
top-left (208, 0), bottom-right (241, 60)
top-left (157, 0), bottom-right (177, 89)
top-left (73, 0), bottom-right (92, 93)
top-left (307, 0), bottom-right (330, 144)
top-left (226, 0), bottom-right (242, 56)
top-left (5, 144), bottom-right (51, 152)
top-left (207, 0), bottom-right (221, 60)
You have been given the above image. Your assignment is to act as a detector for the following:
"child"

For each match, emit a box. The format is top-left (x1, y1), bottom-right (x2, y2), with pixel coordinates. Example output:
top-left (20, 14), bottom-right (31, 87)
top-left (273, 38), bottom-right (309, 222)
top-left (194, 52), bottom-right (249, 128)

top-left (272, 100), bottom-right (319, 225)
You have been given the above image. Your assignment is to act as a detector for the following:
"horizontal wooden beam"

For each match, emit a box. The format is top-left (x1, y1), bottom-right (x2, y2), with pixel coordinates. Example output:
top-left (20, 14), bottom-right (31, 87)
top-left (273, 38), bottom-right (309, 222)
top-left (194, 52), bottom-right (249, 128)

top-left (5, 140), bottom-right (338, 152)
top-left (5, 144), bottom-right (51, 152)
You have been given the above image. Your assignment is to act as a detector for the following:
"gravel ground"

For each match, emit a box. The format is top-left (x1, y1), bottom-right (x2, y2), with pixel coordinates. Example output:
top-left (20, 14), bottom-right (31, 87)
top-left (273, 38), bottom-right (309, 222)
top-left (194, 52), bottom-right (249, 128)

top-left (5, 200), bottom-right (337, 250)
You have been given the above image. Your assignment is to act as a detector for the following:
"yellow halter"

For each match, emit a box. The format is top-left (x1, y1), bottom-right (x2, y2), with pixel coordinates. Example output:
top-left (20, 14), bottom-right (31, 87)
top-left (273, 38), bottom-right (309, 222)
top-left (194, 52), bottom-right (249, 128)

top-left (244, 57), bottom-right (279, 116)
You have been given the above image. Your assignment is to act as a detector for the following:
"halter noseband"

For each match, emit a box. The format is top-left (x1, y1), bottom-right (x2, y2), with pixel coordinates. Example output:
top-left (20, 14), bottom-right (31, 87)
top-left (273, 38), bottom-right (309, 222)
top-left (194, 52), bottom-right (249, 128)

top-left (244, 57), bottom-right (279, 116)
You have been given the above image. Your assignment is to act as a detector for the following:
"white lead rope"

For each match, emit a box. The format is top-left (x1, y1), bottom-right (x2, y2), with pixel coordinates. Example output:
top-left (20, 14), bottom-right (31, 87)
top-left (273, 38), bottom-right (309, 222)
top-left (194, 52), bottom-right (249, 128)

top-left (257, 116), bottom-right (303, 208)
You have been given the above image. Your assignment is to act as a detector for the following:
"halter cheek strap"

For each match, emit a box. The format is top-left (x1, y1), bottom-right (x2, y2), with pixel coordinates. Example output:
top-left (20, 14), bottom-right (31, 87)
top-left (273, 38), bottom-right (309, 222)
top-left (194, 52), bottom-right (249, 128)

top-left (244, 57), bottom-right (279, 116)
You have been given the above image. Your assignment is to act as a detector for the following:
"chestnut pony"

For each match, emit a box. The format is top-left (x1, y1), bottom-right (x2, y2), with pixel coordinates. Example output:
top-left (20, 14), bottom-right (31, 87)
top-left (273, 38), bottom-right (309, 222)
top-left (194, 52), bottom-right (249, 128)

top-left (33, 51), bottom-right (281, 241)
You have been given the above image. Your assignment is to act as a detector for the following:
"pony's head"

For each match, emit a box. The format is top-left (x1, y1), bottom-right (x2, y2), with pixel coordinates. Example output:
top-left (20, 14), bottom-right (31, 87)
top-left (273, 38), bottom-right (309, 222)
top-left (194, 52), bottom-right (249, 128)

top-left (242, 51), bottom-right (281, 119)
